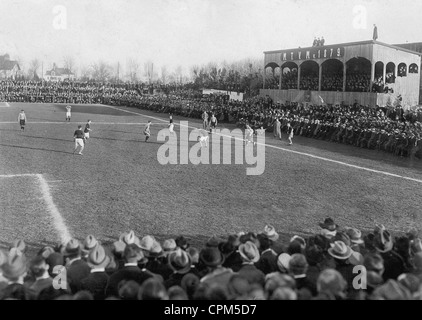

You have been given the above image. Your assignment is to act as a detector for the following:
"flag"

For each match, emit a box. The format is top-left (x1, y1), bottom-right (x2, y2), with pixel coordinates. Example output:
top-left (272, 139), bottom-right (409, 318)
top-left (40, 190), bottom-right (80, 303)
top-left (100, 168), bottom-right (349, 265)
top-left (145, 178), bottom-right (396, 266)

top-left (373, 25), bottom-right (378, 41)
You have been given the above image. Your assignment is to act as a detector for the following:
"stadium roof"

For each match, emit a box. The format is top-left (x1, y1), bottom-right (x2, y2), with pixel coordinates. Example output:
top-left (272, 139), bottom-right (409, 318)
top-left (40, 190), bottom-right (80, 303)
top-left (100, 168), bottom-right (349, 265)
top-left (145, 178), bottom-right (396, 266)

top-left (264, 40), bottom-right (422, 56)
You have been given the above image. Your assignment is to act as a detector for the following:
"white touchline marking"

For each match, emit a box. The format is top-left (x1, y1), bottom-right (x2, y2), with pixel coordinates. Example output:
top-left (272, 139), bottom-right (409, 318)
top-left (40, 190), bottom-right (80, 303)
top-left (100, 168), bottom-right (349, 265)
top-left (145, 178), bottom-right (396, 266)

top-left (36, 174), bottom-right (72, 244)
top-left (0, 121), bottom-right (163, 125)
top-left (103, 105), bottom-right (422, 185)
top-left (0, 173), bottom-right (72, 243)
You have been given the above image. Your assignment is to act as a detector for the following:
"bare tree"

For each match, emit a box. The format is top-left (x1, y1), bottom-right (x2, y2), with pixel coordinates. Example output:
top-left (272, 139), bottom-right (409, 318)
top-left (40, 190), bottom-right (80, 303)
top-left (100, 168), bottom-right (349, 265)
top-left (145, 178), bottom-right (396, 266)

top-left (126, 58), bottom-right (140, 82)
top-left (28, 59), bottom-right (41, 79)
top-left (91, 61), bottom-right (112, 81)
top-left (63, 55), bottom-right (75, 79)
top-left (161, 65), bottom-right (168, 84)
top-left (79, 65), bottom-right (91, 80)
top-left (143, 61), bottom-right (154, 83)
top-left (175, 65), bottom-right (183, 84)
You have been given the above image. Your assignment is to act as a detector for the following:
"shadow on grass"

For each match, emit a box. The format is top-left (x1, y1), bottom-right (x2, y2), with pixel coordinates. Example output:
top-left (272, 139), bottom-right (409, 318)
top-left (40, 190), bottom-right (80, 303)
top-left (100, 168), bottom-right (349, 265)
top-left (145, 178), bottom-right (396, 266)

top-left (94, 136), bottom-right (163, 145)
top-left (0, 143), bottom-right (74, 155)
top-left (22, 135), bottom-right (72, 143)
top-left (267, 133), bottom-right (422, 170)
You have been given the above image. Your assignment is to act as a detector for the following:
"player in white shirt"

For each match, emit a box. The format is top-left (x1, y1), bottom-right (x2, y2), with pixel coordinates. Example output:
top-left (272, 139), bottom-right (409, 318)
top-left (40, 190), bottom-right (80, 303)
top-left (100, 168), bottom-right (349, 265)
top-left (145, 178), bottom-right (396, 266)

top-left (66, 105), bottom-right (72, 122)
top-left (144, 121), bottom-right (152, 142)
top-left (245, 124), bottom-right (255, 146)
top-left (197, 128), bottom-right (209, 147)
top-left (17, 110), bottom-right (27, 131)
top-left (168, 115), bottom-right (175, 134)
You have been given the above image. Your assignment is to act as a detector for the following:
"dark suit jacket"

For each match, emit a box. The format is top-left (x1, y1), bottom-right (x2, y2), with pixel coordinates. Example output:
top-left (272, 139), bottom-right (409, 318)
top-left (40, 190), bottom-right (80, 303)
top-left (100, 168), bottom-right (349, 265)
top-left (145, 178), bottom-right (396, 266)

top-left (255, 250), bottom-right (278, 275)
top-left (106, 266), bottom-right (152, 298)
top-left (80, 272), bottom-right (109, 300)
top-left (66, 259), bottom-right (91, 294)
top-left (26, 277), bottom-right (53, 300)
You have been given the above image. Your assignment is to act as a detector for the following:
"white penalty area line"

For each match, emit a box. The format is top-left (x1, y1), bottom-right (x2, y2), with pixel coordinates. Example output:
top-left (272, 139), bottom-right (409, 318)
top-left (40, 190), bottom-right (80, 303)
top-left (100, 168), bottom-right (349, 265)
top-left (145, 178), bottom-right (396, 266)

top-left (0, 173), bottom-right (72, 243)
top-left (103, 105), bottom-right (422, 185)
top-left (0, 102), bottom-right (10, 107)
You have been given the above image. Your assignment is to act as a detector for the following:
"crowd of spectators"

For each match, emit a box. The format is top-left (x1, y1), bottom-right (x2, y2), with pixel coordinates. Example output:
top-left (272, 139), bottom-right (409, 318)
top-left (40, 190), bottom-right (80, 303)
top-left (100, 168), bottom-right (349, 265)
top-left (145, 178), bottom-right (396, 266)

top-left (321, 74), bottom-right (343, 91)
top-left (346, 73), bottom-right (371, 92)
top-left (1, 219), bottom-right (422, 300)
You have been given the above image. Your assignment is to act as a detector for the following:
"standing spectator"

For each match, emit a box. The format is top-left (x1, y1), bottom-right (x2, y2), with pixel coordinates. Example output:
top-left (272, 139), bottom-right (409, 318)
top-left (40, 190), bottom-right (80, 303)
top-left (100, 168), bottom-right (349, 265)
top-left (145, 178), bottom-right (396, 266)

top-left (63, 239), bottom-right (91, 294)
top-left (237, 241), bottom-right (265, 287)
top-left (0, 249), bottom-right (29, 300)
top-left (80, 245), bottom-right (111, 300)
top-left (105, 243), bottom-right (152, 298)
top-left (25, 256), bottom-right (54, 300)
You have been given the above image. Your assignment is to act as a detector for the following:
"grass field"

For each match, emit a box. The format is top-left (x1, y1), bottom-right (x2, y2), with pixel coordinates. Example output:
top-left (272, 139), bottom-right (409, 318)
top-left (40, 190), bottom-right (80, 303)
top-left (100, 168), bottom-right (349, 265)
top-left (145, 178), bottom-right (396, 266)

top-left (1, 102), bottom-right (422, 253)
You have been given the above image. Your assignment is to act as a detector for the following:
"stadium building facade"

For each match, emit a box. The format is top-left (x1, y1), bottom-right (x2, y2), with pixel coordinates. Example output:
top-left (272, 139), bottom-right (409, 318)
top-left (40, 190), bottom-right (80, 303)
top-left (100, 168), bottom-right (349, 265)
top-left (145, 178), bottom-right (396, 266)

top-left (261, 40), bottom-right (421, 108)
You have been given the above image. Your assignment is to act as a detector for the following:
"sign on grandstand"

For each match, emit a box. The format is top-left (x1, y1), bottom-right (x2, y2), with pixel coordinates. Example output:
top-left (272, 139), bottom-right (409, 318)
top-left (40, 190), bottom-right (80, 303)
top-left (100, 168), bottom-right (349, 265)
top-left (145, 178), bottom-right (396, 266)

top-left (280, 46), bottom-right (345, 61)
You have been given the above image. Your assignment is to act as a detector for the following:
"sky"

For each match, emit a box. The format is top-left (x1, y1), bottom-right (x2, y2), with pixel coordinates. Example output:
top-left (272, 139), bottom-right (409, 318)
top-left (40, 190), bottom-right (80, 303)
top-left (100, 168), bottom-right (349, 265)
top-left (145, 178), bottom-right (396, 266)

top-left (0, 0), bottom-right (422, 77)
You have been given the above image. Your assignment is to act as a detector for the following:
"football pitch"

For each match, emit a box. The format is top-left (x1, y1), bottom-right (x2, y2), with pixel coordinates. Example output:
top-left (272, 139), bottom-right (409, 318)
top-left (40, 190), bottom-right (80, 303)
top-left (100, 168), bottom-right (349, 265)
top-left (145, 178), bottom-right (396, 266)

top-left (1, 102), bottom-right (422, 252)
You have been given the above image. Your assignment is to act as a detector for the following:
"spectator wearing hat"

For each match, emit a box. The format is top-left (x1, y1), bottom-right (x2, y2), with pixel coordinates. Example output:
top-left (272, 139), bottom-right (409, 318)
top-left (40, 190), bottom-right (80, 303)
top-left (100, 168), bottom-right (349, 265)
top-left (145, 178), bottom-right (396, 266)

top-left (327, 241), bottom-right (355, 293)
top-left (63, 239), bottom-right (91, 294)
top-left (80, 245), bottom-right (111, 300)
top-left (237, 241), bottom-right (265, 288)
top-left (313, 269), bottom-right (347, 300)
top-left (186, 247), bottom-right (201, 276)
top-left (276, 253), bottom-right (291, 274)
top-left (199, 247), bottom-right (234, 288)
top-left (0, 249), bottom-right (29, 300)
top-left (263, 225), bottom-right (284, 254)
top-left (220, 236), bottom-right (243, 272)
top-left (81, 235), bottom-right (99, 259)
top-left (10, 239), bottom-right (26, 254)
top-left (288, 253), bottom-right (316, 297)
top-left (24, 256), bottom-right (54, 300)
top-left (145, 240), bottom-right (173, 281)
top-left (162, 239), bottom-right (177, 256)
top-left (105, 243), bottom-right (152, 298)
top-left (345, 227), bottom-right (365, 254)
top-left (255, 234), bottom-right (278, 275)
top-left (373, 225), bottom-right (405, 281)
top-left (45, 251), bottom-right (64, 278)
top-left (319, 218), bottom-right (338, 240)
top-left (304, 245), bottom-right (324, 288)
top-left (175, 236), bottom-right (190, 250)
top-left (165, 249), bottom-right (193, 288)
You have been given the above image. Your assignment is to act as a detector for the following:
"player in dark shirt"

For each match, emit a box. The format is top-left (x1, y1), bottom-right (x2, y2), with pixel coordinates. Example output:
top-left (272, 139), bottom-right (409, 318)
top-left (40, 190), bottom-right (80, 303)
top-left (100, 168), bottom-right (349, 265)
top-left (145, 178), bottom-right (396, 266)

top-left (84, 120), bottom-right (92, 141)
top-left (73, 125), bottom-right (86, 155)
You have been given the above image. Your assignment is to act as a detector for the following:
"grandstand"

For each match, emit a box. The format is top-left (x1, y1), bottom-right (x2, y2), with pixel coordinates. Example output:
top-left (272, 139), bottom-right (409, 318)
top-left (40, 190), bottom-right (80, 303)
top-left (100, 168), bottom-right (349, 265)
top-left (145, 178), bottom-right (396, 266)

top-left (262, 40), bottom-right (422, 108)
